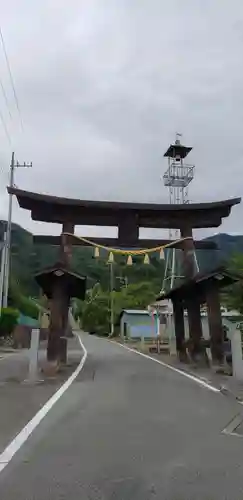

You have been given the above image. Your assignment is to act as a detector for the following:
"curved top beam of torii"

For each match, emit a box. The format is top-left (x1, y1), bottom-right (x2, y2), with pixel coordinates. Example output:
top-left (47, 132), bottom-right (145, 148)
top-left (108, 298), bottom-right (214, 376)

top-left (7, 187), bottom-right (241, 229)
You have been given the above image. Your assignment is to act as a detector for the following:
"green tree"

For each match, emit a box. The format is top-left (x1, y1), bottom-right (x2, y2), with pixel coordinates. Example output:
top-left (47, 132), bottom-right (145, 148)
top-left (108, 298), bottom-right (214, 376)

top-left (223, 254), bottom-right (243, 313)
top-left (78, 281), bottom-right (158, 336)
top-left (8, 277), bottom-right (39, 319)
top-left (81, 288), bottom-right (110, 336)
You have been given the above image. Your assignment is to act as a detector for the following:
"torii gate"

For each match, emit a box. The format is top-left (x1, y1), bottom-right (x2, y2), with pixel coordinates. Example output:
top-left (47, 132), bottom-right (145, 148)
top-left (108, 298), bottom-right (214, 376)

top-left (8, 186), bottom-right (240, 363)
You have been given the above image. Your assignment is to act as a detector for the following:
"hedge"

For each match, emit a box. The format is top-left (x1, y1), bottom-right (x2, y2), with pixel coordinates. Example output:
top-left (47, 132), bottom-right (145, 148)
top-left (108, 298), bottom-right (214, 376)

top-left (0, 307), bottom-right (19, 338)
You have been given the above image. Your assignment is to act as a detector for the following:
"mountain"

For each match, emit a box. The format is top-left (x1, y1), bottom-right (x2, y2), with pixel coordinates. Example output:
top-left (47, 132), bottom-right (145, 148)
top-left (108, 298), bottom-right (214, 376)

top-left (205, 234), bottom-right (243, 261)
top-left (1, 222), bottom-right (242, 298)
top-left (2, 222), bottom-right (165, 297)
top-left (166, 234), bottom-right (243, 278)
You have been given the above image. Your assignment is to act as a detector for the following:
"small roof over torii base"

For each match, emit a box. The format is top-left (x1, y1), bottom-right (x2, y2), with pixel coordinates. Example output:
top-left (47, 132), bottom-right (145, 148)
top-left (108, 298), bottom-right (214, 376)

top-left (35, 264), bottom-right (86, 300)
top-left (157, 266), bottom-right (241, 304)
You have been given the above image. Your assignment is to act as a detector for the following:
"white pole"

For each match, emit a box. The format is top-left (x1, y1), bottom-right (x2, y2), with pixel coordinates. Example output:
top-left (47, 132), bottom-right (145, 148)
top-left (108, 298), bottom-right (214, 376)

top-left (28, 328), bottom-right (40, 383)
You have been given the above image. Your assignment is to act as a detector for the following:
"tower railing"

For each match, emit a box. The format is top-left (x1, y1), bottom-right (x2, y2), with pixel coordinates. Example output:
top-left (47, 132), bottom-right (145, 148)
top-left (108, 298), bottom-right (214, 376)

top-left (163, 164), bottom-right (194, 188)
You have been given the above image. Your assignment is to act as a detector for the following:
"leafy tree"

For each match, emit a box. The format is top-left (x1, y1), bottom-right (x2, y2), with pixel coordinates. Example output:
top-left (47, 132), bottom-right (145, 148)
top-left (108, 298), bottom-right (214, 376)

top-left (8, 277), bottom-right (39, 319)
top-left (81, 289), bottom-right (110, 336)
top-left (18, 296), bottom-right (39, 319)
top-left (79, 281), bottom-right (158, 336)
top-left (223, 254), bottom-right (243, 313)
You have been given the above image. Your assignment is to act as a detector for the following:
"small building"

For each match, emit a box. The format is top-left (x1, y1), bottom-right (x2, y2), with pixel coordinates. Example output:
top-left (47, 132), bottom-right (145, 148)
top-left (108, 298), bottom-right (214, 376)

top-left (149, 299), bottom-right (172, 315)
top-left (120, 309), bottom-right (158, 340)
top-left (157, 303), bottom-right (242, 343)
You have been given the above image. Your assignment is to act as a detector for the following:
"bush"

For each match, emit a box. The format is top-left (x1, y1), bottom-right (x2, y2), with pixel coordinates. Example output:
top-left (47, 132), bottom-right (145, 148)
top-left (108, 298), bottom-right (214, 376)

top-left (0, 307), bottom-right (19, 338)
top-left (18, 296), bottom-right (39, 320)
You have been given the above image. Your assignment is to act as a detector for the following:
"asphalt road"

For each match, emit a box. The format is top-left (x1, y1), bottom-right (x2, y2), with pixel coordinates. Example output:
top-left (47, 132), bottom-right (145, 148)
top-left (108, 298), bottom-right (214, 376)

top-left (0, 333), bottom-right (243, 499)
top-left (0, 340), bottom-right (81, 453)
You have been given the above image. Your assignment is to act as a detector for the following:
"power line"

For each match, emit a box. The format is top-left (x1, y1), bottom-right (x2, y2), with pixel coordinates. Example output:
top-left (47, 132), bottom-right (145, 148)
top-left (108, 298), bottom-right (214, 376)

top-left (0, 79), bottom-right (12, 119)
top-left (0, 107), bottom-right (11, 145)
top-left (0, 26), bottom-right (23, 129)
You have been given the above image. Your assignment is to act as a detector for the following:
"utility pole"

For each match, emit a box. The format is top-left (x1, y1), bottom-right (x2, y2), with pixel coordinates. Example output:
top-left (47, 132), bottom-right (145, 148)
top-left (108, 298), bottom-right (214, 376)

top-left (3, 152), bottom-right (32, 308)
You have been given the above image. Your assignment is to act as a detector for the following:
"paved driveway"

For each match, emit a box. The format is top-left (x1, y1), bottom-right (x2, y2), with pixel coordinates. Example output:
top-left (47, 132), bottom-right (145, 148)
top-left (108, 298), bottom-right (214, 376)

top-left (0, 333), bottom-right (242, 499)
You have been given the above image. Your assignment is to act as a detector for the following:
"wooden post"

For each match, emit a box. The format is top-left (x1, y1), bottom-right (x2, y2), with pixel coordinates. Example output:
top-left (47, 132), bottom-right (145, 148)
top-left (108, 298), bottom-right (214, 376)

top-left (47, 283), bottom-right (64, 362)
top-left (118, 214), bottom-right (139, 246)
top-left (180, 226), bottom-right (203, 358)
top-left (180, 226), bottom-right (195, 279)
top-left (186, 296), bottom-right (203, 359)
top-left (59, 337), bottom-right (68, 364)
top-left (206, 285), bottom-right (224, 364)
top-left (173, 298), bottom-right (187, 361)
top-left (60, 222), bottom-right (75, 268)
top-left (47, 222), bottom-right (75, 363)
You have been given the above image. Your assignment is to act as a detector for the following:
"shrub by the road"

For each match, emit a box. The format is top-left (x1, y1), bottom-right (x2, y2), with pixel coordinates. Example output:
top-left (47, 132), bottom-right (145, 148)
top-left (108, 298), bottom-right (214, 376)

top-left (0, 307), bottom-right (19, 338)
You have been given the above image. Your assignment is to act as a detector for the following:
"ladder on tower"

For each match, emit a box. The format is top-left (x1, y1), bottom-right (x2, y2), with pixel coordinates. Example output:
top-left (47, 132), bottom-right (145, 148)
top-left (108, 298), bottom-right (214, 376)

top-left (161, 135), bottom-right (199, 295)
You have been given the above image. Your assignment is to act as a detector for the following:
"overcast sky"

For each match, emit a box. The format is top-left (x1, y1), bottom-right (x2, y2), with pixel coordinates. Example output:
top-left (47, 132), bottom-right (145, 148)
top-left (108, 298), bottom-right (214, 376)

top-left (0, 0), bottom-right (242, 240)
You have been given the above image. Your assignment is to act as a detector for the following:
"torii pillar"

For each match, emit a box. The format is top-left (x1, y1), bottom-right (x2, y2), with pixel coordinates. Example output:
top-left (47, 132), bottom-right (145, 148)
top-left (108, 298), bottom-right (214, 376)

top-left (181, 226), bottom-right (203, 355)
top-left (206, 284), bottom-right (224, 364)
top-left (47, 222), bottom-right (75, 362)
top-left (60, 223), bottom-right (75, 268)
top-left (35, 265), bottom-right (86, 363)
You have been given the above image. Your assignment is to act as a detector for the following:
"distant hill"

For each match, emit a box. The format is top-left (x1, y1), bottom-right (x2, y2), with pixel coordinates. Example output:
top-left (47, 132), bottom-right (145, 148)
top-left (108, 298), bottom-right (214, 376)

top-left (1, 222), bottom-right (165, 297)
top-left (1, 222), bottom-right (242, 297)
top-left (204, 233), bottom-right (243, 261)
top-left (195, 234), bottom-right (243, 275)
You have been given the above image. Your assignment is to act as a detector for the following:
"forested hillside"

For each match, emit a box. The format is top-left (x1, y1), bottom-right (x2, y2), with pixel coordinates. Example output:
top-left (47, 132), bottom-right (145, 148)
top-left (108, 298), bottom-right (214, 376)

top-left (5, 222), bottom-right (165, 297)
top-left (2, 221), bottom-right (242, 299)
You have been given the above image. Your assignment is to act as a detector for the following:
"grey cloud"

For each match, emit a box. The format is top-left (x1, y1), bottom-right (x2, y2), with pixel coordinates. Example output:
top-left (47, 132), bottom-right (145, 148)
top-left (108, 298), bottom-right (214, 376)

top-left (0, 0), bottom-right (242, 237)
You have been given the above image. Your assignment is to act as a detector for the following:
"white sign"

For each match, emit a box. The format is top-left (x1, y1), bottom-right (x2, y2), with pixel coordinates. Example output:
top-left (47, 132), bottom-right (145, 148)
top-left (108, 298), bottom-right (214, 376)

top-left (231, 329), bottom-right (243, 381)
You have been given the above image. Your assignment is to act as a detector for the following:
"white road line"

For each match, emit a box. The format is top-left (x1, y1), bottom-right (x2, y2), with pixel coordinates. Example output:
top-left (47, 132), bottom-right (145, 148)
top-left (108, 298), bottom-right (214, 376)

top-left (222, 431), bottom-right (243, 438)
top-left (113, 341), bottom-right (220, 394)
top-left (0, 333), bottom-right (87, 474)
top-left (0, 352), bottom-right (16, 361)
top-left (221, 413), bottom-right (243, 437)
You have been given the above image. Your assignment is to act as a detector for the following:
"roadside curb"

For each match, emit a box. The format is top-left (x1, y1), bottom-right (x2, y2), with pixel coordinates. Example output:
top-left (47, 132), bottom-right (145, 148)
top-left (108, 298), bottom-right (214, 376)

top-left (219, 385), bottom-right (243, 403)
top-left (110, 339), bottom-right (243, 403)
top-left (110, 340), bottom-right (220, 393)
top-left (0, 332), bottom-right (87, 474)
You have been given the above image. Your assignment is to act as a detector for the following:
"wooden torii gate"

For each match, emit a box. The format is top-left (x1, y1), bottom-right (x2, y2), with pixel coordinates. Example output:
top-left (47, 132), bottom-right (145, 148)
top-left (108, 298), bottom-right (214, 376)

top-left (8, 186), bottom-right (240, 362)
